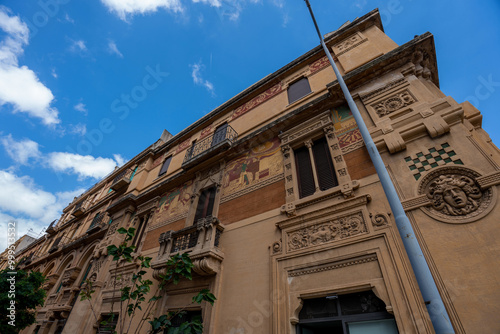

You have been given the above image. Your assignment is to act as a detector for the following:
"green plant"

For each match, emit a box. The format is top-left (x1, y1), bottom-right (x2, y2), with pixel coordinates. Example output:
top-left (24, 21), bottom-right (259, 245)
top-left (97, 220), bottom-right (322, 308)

top-left (81, 227), bottom-right (215, 334)
top-left (0, 268), bottom-right (46, 334)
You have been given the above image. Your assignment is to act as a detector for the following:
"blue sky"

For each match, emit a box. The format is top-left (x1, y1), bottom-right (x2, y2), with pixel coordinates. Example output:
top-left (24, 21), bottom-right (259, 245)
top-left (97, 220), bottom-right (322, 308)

top-left (0, 0), bottom-right (499, 251)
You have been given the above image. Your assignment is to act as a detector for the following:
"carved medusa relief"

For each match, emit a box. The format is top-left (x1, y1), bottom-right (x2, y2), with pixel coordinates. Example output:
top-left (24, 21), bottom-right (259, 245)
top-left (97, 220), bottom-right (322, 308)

top-left (418, 166), bottom-right (495, 224)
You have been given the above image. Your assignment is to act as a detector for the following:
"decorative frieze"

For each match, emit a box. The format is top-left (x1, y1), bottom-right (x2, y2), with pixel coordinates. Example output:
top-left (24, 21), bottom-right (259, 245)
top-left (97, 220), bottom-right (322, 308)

top-left (360, 78), bottom-right (407, 101)
top-left (372, 90), bottom-right (416, 117)
top-left (287, 211), bottom-right (367, 251)
top-left (230, 83), bottom-right (282, 121)
top-left (333, 33), bottom-right (368, 56)
top-left (288, 254), bottom-right (377, 277)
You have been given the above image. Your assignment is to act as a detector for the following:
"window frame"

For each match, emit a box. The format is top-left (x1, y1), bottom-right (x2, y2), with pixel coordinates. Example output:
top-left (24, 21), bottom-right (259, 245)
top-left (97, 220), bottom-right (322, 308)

top-left (158, 155), bottom-right (173, 177)
top-left (287, 76), bottom-right (312, 104)
top-left (279, 111), bottom-right (353, 211)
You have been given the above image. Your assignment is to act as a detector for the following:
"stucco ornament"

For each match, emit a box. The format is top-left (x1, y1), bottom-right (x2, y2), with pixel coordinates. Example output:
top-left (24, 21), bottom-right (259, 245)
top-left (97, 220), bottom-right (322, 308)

top-left (419, 166), bottom-right (495, 223)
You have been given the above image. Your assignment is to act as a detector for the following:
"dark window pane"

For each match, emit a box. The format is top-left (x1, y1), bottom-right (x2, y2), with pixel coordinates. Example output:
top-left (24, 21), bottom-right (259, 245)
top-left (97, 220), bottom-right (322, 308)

top-left (167, 311), bottom-right (202, 334)
top-left (295, 146), bottom-right (316, 198)
top-left (339, 291), bottom-right (386, 315)
top-left (299, 297), bottom-right (339, 319)
top-left (312, 137), bottom-right (338, 191)
top-left (194, 187), bottom-right (216, 223)
top-left (288, 77), bottom-right (311, 104)
top-left (159, 156), bottom-right (172, 176)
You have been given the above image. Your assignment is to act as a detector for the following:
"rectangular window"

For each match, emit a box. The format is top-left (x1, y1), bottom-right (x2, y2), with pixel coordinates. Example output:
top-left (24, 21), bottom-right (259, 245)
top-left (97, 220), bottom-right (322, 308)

top-left (288, 77), bottom-right (311, 104)
top-left (294, 137), bottom-right (338, 199)
top-left (194, 187), bottom-right (216, 223)
top-left (158, 156), bottom-right (172, 176)
top-left (167, 310), bottom-right (202, 334)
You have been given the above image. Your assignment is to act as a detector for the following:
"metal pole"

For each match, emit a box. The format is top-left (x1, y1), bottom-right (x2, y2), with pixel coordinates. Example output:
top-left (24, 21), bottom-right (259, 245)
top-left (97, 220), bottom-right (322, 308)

top-left (303, 1), bottom-right (454, 333)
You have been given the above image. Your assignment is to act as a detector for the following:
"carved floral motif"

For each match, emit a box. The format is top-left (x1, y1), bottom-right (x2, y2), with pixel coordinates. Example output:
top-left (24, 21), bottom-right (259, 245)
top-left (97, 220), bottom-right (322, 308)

top-left (373, 90), bottom-right (415, 117)
top-left (287, 212), bottom-right (366, 251)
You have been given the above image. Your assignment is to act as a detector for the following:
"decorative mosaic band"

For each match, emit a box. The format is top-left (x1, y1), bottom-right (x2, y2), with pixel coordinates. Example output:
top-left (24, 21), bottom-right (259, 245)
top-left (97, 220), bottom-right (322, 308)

top-left (405, 142), bottom-right (463, 180)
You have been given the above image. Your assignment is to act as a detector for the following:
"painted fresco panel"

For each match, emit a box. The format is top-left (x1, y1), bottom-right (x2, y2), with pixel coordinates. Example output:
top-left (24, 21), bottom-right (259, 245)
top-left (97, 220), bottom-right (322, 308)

top-left (155, 180), bottom-right (194, 223)
top-left (332, 105), bottom-right (363, 150)
top-left (222, 138), bottom-right (283, 197)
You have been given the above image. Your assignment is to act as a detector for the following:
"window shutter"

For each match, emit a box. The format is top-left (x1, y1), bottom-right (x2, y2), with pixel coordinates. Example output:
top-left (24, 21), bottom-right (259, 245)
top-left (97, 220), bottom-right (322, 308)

top-left (287, 77), bottom-right (312, 104)
top-left (212, 123), bottom-right (228, 147)
top-left (295, 146), bottom-right (316, 198)
top-left (158, 156), bottom-right (172, 176)
top-left (312, 137), bottom-right (338, 191)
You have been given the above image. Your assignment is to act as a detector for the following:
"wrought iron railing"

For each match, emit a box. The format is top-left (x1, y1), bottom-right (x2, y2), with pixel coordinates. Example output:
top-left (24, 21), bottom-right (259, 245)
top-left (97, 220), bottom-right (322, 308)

top-left (171, 228), bottom-right (200, 253)
top-left (87, 213), bottom-right (109, 232)
top-left (183, 125), bottom-right (237, 164)
top-left (111, 168), bottom-right (133, 186)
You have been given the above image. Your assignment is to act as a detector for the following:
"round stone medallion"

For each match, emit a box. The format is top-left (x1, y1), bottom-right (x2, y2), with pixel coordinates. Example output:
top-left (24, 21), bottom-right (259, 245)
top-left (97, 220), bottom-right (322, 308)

top-left (418, 166), bottom-right (495, 224)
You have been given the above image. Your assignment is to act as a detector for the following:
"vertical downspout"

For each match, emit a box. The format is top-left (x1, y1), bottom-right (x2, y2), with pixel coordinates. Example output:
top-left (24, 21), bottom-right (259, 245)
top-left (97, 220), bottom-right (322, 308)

top-left (303, 1), bottom-right (455, 333)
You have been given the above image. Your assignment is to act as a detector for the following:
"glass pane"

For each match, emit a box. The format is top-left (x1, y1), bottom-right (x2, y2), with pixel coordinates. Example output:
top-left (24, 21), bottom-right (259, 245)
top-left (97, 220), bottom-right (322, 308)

top-left (347, 319), bottom-right (398, 334)
top-left (298, 320), bottom-right (343, 334)
top-left (339, 291), bottom-right (385, 315)
top-left (299, 298), bottom-right (338, 319)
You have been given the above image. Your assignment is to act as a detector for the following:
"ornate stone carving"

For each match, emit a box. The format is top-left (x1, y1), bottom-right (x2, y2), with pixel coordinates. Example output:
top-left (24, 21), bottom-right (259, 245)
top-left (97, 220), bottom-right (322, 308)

top-left (373, 90), bottom-right (415, 117)
top-left (280, 203), bottom-right (297, 217)
top-left (281, 145), bottom-right (291, 158)
top-left (323, 125), bottom-right (335, 139)
top-left (334, 33), bottom-right (368, 56)
top-left (287, 212), bottom-right (367, 251)
top-left (370, 213), bottom-right (389, 228)
top-left (272, 240), bottom-right (282, 254)
top-left (418, 166), bottom-right (495, 224)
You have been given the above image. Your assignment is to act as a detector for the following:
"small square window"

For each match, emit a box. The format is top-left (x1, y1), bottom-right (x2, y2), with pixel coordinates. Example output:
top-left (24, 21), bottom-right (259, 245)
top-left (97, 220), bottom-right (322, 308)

top-left (288, 77), bottom-right (311, 104)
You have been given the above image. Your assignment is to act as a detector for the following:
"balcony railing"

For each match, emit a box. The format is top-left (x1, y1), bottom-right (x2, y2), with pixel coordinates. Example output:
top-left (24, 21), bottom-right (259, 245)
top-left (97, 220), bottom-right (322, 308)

top-left (87, 213), bottom-right (110, 234)
top-left (182, 125), bottom-right (237, 168)
top-left (152, 216), bottom-right (225, 277)
top-left (110, 168), bottom-right (133, 191)
top-left (72, 201), bottom-right (85, 217)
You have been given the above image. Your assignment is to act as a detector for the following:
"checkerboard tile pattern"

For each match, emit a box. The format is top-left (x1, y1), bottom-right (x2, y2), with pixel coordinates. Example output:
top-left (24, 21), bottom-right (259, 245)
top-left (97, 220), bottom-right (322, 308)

top-left (405, 143), bottom-right (463, 180)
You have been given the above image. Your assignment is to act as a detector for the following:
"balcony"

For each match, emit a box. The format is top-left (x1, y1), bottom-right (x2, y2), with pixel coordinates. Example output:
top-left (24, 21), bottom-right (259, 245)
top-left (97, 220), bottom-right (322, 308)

top-left (72, 201), bottom-right (85, 217)
top-left (87, 212), bottom-right (110, 234)
top-left (152, 216), bottom-right (224, 278)
top-left (182, 124), bottom-right (237, 169)
top-left (46, 219), bottom-right (57, 235)
top-left (110, 168), bottom-right (133, 191)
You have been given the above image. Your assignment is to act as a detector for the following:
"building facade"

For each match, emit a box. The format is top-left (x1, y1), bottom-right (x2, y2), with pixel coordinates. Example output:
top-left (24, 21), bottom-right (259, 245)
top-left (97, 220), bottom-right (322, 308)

top-left (14, 9), bottom-right (500, 334)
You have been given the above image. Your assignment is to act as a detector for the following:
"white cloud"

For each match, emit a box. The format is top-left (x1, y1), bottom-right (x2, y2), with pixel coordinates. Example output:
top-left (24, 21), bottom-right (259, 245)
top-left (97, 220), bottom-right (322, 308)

top-left (0, 134), bottom-right (41, 165)
top-left (100, 0), bottom-right (184, 21)
top-left (192, 0), bottom-right (222, 7)
top-left (64, 13), bottom-right (75, 23)
top-left (191, 62), bottom-right (215, 95)
top-left (51, 68), bottom-right (57, 78)
top-left (0, 170), bottom-right (84, 252)
top-left (108, 40), bottom-right (123, 58)
top-left (0, 6), bottom-right (60, 126)
top-left (69, 123), bottom-right (87, 136)
top-left (69, 39), bottom-right (87, 53)
top-left (0, 170), bottom-right (83, 222)
top-left (113, 154), bottom-right (127, 166)
top-left (74, 102), bottom-right (88, 115)
top-left (46, 152), bottom-right (123, 180)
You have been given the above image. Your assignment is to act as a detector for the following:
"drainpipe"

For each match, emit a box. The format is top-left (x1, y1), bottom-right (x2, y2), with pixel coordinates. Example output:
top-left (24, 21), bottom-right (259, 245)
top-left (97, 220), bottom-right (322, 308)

top-left (303, 1), bottom-right (454, 333)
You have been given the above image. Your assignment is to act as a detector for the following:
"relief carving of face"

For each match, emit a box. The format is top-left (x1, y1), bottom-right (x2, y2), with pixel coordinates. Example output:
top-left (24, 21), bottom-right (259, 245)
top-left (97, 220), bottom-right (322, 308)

top-left (426, 174), bottom-right (482, 216)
